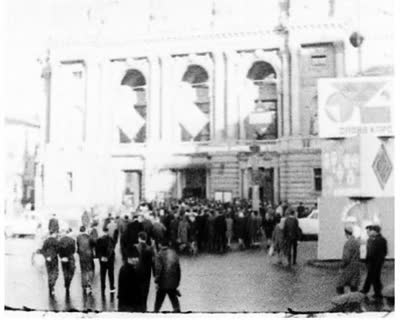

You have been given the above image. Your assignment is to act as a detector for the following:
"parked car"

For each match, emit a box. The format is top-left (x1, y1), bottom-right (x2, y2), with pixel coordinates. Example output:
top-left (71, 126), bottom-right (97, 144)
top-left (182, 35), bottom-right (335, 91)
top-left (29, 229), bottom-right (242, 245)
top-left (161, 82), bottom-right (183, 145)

top-left (298, 209), bottom-right (319, 240)
top-left (5, 212), bottom-right (43, 238)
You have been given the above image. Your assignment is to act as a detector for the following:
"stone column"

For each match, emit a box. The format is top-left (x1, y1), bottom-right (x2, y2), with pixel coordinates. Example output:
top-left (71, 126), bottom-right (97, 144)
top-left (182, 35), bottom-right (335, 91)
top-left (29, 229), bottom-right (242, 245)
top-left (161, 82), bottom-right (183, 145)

top-left (213, 51), bottom-right (225, 141)
top-left (334, 41), bottom-right (345, 77)
top-left (290, 45), bottom-right (301, 136)
top-left (148, 56), bottom-right (161, 143)
top-left (225, 51), bottom-right (239, 140)
top-left (281, 50), bottom-right (291, 137)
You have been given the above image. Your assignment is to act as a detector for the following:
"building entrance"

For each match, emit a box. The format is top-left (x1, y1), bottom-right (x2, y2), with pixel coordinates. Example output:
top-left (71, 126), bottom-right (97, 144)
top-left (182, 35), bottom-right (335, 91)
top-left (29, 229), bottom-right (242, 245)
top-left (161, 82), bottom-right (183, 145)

top-left (123, 170), bottom-right (142, 208)
top-left (182, 168), bottom-right (206, 199)
top-left (260, 168), bottom-right (274, 205)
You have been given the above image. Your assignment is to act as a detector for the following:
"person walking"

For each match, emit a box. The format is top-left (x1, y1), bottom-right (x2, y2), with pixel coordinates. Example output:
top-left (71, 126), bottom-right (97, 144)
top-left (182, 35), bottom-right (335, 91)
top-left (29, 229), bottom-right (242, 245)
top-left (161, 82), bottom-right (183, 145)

top-left (58, 228), bottom-right (76, 295)
top-left (226, 213), bottom-right (234, 249)
top-left (214, 211), bottom-right (227, 253)
top-left (137, 231), bottom-right (154, 311)
top-left (40, 230), bottom-right (59, 296)
top-left (77, 226), bottom-right (96, 295)
top-left (283, 209), bottom-right (300, 266)
top-left (360, 224), bottom-right (388, 299)
top-left (336, 226), bottom-right (361, 294)
top-left (97, 227), bottom-right (116, 296)
top-left (121, 213), bottom-right (144, 261)
top-left (152, 215), bottom-right (167, 251)
top-left (263, 212), bottom-right (275, 250)
top-left (271, 216), bottom-right (286, 264)
top-left (117, 246), bottom-right (144, 312)
top-left (48, 213), bottom-right (60, 235)
top-left (154, 239), bottom-right (181, 312)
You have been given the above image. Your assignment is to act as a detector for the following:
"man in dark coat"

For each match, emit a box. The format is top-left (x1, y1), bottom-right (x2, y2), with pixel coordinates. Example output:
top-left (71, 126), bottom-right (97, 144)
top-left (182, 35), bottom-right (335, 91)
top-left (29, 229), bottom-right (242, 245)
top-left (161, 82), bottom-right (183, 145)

top-left (154, 240), bottom-right (181, 312)
top-left (152, 216), bottom-right (167, 251)
top-left (296, 202), bottom-right (305, 218)
top-left (206, 211), bottom-right (216, 252)
top-left (121, 213), bottom-right (144, 261)
top-left (361, 225), bottom-right (388, 299)
top-left (283, 208), bottom-right (300, 266)
top-left (41, 231), bottom-right (59, 296)
top-left (214, 211), bottom-right (227, 253)
top-left (77, 226), bottom-right (96, 295)
top-left (118, 246), bottom-right (143, 312)
top-left (336, 226), bottom-right (361, 294)
top-left (137, 231), bottom-right (155, 311)
top-left (58, 228), bottom-right (76, 295)
top-left (96, 227), bottom-right (116, 295)
top-left (48, 213), bottom-right (59, 234)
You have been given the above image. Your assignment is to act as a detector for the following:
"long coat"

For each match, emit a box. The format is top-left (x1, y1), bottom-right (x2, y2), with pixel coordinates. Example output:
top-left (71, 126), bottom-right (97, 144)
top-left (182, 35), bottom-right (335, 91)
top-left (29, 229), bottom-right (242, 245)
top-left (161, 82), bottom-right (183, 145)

top-left (118, 264), bottom-right (144, 312)
top-left (154, 247), bottom-right (181, 290)
top-left (337, 236), bottom-right (361, 288)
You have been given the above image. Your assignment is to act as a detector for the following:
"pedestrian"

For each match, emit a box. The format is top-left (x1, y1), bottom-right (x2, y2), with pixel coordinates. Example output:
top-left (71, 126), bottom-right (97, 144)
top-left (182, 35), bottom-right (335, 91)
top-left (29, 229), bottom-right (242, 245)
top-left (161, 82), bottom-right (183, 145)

top-left (48, 213), bottom-right (60, 234)
top-left (177, 214), bottom-right (187, 253)
top-left (296, 202), bottom-right (305, 218)
top-left (271, 216), bottom-right (286, 264)
top-left (77, 226), bottom-right (96, 295)
top-left (275, 201), bottom-right (283, 217)
top-left (336, 226), bottom-right (361, 294)
top-left (107, 217), bottom-right (119, 247)
top-left (236, 210), bottom-right (246, 250)
top-left (117, 246), bottom-right (143, 312)
top-left (81, 210), bottom-right (90, 229)
top-left (263, 212), bottom-right (275, 250)
top-left (137, 231), bottom-right (154, 311)
top-left (152, 215), bottom-right (167, 251)
top-left (96, 227), bottom-right (116, 296)
top-left (58, 228), bottom-right (76, 295)
top-left (283, 208), bottom-right (300, 266)
top-left (226, 213), bottom-right (233, 249)
top-left (214, 210), bottom-right (227, 253)
top-left (40, 230), bottom-right (59, 296)
top-left (103, 212), bottom-right (113, 231)
top-left (154, 239), bottom-right (181, 312)
top-left (206, 211), bottom-right (216, 252)
top-left (121, 213), bottom-right (144, 261)
top-left (360, 224), bottom-right (388, 299)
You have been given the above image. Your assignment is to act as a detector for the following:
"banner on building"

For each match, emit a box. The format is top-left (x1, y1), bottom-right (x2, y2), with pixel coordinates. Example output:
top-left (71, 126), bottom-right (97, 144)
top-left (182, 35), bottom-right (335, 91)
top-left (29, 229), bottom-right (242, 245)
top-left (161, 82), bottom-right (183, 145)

top-left (318, 77), bottom-right (393, 138)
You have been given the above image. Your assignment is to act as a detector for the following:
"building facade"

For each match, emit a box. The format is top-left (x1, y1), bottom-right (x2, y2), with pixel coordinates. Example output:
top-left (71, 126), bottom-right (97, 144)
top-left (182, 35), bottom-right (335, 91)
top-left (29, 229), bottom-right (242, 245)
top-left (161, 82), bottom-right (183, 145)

top-left (39, 0), bottom-right (394, 211)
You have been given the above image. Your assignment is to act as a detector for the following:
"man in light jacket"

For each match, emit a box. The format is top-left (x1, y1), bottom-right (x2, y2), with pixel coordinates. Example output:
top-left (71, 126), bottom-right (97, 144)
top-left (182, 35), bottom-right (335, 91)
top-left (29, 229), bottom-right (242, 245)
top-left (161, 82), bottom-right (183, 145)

top-left (336, 226), bottom-right (361, 294)
top-left (154, 239), bottom-right (181, 312)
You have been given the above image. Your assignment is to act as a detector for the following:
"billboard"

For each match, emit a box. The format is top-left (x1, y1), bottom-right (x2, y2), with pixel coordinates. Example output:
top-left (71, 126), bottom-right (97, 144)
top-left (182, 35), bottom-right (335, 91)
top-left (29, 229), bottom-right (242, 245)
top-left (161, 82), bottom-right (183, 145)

top-left (318, 77), bottom-right (393, 138)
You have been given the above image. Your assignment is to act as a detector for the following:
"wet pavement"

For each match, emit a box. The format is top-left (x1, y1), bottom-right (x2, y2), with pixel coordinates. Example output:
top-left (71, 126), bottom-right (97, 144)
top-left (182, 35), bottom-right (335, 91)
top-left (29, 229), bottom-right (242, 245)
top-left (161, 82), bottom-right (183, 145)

top-left (4, 238), bottom-right (394, 313)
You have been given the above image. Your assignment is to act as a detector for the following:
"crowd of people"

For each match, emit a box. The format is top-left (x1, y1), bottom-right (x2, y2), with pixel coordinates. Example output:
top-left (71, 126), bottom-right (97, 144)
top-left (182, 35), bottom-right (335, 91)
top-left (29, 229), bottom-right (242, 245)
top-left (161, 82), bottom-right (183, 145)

top-left (36, 197), bottom-right (389, 312)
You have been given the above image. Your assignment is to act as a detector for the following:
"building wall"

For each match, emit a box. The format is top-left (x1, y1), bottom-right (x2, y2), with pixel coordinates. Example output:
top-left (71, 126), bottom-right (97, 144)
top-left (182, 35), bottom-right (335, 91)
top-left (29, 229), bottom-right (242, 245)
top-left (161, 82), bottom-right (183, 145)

top-left (38, 0), bottom-right (393, 210)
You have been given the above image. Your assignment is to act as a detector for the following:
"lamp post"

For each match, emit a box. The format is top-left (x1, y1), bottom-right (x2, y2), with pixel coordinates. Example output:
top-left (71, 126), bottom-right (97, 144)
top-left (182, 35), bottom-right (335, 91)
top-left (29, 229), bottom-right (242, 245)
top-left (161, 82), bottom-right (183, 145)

top-left (349, 31), bottom-right (364, 75)
top-left (250, 144), bottom-right (260, 212)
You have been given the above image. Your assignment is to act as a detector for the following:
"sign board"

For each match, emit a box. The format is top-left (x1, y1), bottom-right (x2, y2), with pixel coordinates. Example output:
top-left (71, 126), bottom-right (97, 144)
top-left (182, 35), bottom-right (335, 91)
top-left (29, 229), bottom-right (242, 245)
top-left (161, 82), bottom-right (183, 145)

top-left (322, 135), bottom-right (394, 197)
top-left (318, 77), bottom-right (393, 138)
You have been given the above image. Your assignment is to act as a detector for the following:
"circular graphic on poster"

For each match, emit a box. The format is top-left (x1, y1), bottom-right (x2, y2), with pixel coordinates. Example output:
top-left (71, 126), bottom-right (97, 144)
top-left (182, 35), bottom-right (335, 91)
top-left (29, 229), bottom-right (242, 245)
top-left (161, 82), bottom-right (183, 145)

top-left (324, 92), bottom-right (354, 123)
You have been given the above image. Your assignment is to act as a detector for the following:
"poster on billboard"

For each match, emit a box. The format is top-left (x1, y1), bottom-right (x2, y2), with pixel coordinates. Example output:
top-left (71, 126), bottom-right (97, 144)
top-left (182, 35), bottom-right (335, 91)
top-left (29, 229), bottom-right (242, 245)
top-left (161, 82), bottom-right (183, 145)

top-left (318, 77), bottom-right (393, 138)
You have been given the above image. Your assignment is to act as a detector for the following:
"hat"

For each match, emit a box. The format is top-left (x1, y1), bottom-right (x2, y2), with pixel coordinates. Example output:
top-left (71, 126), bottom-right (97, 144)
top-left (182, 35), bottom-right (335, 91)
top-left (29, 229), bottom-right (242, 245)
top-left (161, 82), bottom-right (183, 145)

top-left (366, 224), bottom-right (381, 233)
top-left (344, 225), bottom-right (353, 234)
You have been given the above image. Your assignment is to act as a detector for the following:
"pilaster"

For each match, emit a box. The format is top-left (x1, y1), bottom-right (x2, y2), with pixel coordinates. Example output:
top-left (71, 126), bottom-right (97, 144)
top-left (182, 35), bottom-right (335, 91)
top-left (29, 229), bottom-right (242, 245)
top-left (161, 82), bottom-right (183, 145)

top-left (213, 51), bottom-right (226, 141)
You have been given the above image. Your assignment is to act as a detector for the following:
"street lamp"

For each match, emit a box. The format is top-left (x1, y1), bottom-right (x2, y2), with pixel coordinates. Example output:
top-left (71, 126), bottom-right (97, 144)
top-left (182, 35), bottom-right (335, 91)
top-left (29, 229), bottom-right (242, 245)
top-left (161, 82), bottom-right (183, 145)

top-left (349, 31), bottom-right (365, 75)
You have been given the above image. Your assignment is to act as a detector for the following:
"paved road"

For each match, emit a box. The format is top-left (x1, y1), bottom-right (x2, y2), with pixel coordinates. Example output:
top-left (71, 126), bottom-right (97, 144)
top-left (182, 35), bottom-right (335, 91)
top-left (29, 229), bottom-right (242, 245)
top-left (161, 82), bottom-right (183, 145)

top-left (4, 238), bottom-right (394, 313)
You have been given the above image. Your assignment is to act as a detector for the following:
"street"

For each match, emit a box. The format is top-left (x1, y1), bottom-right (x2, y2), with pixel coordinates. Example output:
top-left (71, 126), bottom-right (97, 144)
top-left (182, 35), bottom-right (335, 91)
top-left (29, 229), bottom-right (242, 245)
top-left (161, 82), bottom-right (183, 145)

top-left (4, 238), bottom-right (394, 313)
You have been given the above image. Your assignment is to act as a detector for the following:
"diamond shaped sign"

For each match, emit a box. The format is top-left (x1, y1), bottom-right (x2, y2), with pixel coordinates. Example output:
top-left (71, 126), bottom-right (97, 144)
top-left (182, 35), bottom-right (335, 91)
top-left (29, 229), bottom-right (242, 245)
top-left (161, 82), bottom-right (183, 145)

top-left (372, 144), bottom-right (392, 189)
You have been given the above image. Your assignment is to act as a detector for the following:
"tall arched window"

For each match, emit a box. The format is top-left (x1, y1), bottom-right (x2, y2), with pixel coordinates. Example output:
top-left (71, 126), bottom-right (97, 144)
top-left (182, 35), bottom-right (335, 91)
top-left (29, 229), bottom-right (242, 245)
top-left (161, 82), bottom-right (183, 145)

top-left (118, 69), bottom-right (147, 143)
top-left (245, 61), bottom-right (277, 140)
top-left (177, 65), bottom-right (210, 142)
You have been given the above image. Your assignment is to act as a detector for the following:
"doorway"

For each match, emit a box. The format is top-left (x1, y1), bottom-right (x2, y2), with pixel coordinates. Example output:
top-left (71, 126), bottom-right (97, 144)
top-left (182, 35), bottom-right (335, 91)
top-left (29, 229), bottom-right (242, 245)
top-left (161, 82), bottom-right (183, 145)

top-left (182, 168), bottom-right (206, 199)
top-left (123, 170), bottom-right (142, 208)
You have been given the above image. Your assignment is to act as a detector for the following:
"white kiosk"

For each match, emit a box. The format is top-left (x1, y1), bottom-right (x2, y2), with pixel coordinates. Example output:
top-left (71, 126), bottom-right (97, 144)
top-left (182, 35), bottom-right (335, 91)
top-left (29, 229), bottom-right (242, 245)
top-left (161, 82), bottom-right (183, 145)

top-left (317, 77), bottom-right (394, 260)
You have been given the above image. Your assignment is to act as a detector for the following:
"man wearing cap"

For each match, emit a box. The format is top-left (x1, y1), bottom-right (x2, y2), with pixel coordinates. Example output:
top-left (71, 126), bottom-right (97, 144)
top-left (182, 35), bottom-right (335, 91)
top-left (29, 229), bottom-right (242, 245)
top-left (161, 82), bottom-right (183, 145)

top-left (360, 224), bottom-right (388, 299)
top-left (336, 226), bottom-right (361, 294)
top-left (58, 228), bottom-right (76, 295)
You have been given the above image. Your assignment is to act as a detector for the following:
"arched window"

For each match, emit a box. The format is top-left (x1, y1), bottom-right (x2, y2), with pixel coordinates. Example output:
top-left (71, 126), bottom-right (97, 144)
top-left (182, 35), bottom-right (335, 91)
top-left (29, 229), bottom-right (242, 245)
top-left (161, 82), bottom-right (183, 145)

top-left (118, 69), bottom-right (147, 143)
top-left (245, 61), bottom-right (277, 140)
top-left (177, 65), bottom-right (210, 142)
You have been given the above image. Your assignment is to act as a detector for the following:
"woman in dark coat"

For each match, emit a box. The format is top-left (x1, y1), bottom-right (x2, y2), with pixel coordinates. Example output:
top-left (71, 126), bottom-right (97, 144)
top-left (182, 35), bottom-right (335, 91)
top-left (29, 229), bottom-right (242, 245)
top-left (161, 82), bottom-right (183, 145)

top-left (118, 246), bottom-right (144, 312)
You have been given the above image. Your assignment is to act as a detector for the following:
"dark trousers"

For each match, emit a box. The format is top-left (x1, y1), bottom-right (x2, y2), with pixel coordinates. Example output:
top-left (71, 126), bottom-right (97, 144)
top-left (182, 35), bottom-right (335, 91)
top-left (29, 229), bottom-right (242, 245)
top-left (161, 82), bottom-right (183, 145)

top-left (61, 257), bottom-right (75, 290)
top-left (154, 289), bottom-right (181, 312)
top-left (215, 232), bottom-right (226, 253)
top-left (45, 262), bottom-right (59, 291)
top-left (336, 286), bottom-right (359, 295)
top-left (100, 258), bottom-right (115, 292)
top-left (286, 239), bottom-right (298, 265)
top-left (362, 261), bottom-right (384, 296)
